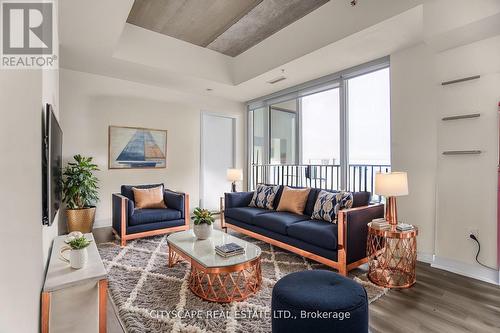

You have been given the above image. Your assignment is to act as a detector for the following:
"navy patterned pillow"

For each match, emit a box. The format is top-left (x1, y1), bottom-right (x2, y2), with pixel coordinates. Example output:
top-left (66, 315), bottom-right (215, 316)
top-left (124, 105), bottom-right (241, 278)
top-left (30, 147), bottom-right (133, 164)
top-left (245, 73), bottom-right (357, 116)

top-left (311, 190), bottom-right (353, 223)
top-left (249, 184), bottom-right (280, 210)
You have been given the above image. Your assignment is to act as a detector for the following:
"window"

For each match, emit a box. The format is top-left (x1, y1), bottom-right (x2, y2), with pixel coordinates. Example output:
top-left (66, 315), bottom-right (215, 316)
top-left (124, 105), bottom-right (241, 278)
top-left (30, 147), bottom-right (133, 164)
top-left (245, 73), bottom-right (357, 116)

top-left (251, 107), bottom-right (266, 165)
top-left (248, 57), bottom-right (391, 198)
top-left (347, 68), bottom-right (391, 195)
top-left (301, 88), bottom-right (340, 165)
top-left (348, 68), bottom-right (391, 166)
top-left (270, 100), bottom-right (297, 165)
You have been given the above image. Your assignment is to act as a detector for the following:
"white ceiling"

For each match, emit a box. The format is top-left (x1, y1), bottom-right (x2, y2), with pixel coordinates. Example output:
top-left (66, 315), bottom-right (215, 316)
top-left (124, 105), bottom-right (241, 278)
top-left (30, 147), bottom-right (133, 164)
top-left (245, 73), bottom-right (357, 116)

top-left (58, 0), bottom-right (500, 102)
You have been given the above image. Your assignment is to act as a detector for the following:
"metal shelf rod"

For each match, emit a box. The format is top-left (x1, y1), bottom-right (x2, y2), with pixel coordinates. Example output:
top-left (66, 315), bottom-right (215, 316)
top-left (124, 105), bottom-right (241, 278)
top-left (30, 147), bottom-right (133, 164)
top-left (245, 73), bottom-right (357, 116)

top-left (441, 75), bottom-right (480, 86)
top-left (442, 150), bottom-right (482, 156)
top-left (442, 113), bottom-right (480, 121)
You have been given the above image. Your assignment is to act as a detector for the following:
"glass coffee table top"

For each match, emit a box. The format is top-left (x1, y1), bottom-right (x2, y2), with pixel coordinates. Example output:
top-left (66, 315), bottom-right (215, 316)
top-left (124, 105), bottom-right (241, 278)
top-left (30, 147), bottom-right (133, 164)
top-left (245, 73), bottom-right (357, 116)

top-left (167, 229), bottom-right (261, 268)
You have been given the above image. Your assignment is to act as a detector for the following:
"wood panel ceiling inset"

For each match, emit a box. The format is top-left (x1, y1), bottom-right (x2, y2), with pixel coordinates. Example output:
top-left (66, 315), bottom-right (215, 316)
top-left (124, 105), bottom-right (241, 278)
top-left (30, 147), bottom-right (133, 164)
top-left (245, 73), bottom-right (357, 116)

top-left (127, 0), bottom-right (263, 48)
top-left (127, 0), bottom-right (330, 57)
top-left (208, 0), bottom-right (329, 56)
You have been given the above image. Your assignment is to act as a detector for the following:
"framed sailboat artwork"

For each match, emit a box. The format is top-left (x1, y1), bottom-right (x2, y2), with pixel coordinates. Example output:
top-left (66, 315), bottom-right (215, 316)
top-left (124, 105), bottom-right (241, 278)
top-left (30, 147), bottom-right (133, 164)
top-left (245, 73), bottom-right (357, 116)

top-left (108, 126), bottom-right (167, 169)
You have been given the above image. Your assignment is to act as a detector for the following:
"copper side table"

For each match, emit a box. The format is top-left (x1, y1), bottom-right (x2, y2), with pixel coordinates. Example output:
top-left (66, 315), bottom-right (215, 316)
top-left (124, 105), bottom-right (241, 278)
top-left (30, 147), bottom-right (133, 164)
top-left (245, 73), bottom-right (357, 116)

top-left (367, 223), bottom-right (418, 288)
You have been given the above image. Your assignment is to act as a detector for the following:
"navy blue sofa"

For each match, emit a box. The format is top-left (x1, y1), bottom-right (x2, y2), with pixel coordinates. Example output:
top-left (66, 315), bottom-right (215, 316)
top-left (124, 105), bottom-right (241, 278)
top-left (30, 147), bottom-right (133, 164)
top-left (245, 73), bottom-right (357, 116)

top-left (112, 184), bottom-right (189, 246)
top-left (222, 186), bottom-right (384, 275)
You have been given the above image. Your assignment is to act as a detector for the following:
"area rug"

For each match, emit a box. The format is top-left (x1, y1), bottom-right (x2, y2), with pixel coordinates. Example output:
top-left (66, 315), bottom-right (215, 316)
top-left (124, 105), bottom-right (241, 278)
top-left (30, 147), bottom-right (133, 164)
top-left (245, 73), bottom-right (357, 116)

top-left (98, 232), bottom-right (388, 333)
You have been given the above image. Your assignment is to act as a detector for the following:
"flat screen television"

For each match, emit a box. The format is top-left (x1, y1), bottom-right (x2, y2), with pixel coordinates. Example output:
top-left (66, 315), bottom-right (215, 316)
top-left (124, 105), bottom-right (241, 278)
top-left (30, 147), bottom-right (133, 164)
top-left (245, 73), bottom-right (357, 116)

top-left (42, 104), bottom-right (63, 226)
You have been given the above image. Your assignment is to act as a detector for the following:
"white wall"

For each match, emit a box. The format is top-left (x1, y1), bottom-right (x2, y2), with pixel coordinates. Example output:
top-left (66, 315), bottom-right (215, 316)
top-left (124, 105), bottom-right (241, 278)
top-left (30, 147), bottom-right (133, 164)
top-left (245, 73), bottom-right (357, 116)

top-left (423, 0), bottom-right (500, 39)
top-left (60, 69), bottom-right (245, 229)
top-left (0, 71), bottom-right (45, 332)
top-left (391, 35), bottom-right (500, 283)
top-left (390, 43), bottom-right (438, 260)
top-left (42, 0), bottom-right (61, 280)
top-left (435, 35), bottom-right (500, 276)
top-left (0, 1), bottom-right (60, 329)
top-left (41, 67), bottom-right (61, 264)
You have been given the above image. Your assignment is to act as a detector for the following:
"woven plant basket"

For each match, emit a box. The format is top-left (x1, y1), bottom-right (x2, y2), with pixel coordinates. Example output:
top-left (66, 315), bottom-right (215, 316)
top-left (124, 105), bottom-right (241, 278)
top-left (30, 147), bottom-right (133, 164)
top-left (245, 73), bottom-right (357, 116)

top-left (66, 207), bottom-right (96, 233)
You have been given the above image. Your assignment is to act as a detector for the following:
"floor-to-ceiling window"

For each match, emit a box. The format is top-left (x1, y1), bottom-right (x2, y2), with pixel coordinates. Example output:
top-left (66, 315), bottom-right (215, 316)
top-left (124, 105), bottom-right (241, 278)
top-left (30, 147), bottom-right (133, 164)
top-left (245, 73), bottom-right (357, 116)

top-left (347, 67), bottom-right (391, 198)
top-left (301, 88), bottom-right (341, 189)
top-left (301, 88), bottom-right (340, 165)
top-left (247, 57), bottom-right (391, 199)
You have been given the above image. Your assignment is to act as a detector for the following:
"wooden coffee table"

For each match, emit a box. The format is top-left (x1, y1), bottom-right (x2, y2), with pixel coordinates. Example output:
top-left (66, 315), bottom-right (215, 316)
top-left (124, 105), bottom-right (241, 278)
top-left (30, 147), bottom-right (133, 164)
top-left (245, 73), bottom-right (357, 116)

top-left (167, 229), bottom-right (262, 303)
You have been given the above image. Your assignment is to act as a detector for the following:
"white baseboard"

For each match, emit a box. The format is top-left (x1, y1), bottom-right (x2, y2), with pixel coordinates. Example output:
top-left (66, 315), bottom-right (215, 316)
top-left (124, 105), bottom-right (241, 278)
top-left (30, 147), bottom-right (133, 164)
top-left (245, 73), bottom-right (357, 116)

top-left (417, 251), bottom-right (434, 264)
top-left (431, 255), bottom-right (499, 285)
top-left (93, 218), bottom-right (111, 229)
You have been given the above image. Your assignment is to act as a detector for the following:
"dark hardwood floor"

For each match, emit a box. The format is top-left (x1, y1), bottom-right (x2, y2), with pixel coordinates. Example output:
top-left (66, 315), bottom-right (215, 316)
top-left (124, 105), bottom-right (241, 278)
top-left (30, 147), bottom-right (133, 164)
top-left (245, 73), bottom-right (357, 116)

top-left (93, 227), bottom-right (500, 333)
top-left (370, 261), bottom-right (500, 333)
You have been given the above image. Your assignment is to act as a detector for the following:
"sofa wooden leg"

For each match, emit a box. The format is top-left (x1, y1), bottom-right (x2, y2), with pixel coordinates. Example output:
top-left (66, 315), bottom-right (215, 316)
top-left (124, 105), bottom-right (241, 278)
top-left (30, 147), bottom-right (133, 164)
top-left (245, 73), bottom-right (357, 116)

top-left (337, 212), bottom-right (348, 276)
top-left (120, 237), bottom-right (126, 247)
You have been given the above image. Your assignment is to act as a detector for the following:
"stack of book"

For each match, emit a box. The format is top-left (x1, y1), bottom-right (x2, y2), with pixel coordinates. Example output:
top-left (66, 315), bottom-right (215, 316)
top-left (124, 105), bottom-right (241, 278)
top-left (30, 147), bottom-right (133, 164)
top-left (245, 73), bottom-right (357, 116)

top-left (396, 223), bottom-right (414, 231)
top-left (215, 243), bottom-right (245, 258)
top-left (371, 218), bottom-right (390, 229)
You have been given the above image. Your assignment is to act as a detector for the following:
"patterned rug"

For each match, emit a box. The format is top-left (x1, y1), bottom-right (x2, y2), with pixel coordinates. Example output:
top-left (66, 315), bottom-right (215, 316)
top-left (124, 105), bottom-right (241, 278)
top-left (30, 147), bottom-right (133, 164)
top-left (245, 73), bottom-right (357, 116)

top-left (98, 231), bottom-right (388, 332)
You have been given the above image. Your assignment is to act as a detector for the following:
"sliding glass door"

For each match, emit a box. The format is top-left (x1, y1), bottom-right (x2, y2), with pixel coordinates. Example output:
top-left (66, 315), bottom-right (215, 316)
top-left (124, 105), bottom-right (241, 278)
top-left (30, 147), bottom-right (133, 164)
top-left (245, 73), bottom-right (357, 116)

top-left (247, 58), bottom-right (391, 198)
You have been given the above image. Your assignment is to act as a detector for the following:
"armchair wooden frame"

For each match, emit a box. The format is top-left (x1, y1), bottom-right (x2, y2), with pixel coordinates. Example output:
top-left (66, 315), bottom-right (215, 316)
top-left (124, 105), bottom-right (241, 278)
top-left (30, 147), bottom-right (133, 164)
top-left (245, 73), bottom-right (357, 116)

top-left (220, 197), bottom-right (382, 276)
top-left (112, 193), bottom-right (190, 247)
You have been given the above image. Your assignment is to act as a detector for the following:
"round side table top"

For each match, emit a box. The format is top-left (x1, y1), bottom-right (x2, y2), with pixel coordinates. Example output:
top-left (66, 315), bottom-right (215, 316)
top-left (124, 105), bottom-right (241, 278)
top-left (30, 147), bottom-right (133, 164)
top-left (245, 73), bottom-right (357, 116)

top-left (367, 223), bottom-right (418, 239)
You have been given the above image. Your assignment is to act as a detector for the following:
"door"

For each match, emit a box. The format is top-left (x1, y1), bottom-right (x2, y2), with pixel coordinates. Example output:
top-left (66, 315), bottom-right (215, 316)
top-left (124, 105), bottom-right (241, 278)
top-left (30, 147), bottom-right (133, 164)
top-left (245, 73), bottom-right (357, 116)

top-left (201, 113), bottom-right (235, 211)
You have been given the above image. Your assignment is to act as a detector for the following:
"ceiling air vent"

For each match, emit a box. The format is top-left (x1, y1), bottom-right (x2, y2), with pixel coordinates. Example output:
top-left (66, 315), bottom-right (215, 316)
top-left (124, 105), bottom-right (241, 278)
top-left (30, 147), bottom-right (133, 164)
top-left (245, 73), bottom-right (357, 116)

top-left (267, 76), bottom-right (287, 84)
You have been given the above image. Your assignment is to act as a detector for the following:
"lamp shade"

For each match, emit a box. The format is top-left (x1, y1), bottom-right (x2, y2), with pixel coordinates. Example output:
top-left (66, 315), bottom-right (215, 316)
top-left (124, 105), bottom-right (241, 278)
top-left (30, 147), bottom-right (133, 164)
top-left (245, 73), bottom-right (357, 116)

top-left (227, 168), bottom-right (243, 182)
top-left (375, 172), bottom-right (409, 197)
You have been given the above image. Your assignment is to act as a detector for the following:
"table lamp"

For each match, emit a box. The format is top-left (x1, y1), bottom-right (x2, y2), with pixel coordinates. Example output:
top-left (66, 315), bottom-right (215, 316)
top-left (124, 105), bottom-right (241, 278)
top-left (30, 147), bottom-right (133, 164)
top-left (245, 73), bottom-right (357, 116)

top-left (375, 172), bottom-right (409, 225)
top-left (227, 168), bottom-right (243, 192)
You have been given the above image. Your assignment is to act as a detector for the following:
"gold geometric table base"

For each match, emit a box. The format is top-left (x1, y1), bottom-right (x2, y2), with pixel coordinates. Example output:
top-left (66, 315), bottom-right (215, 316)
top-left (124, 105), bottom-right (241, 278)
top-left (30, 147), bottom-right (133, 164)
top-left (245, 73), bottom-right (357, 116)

top-left (367, 225), bottom-right (418, 289)
top-left (168, 244), bottom-right (262, 303)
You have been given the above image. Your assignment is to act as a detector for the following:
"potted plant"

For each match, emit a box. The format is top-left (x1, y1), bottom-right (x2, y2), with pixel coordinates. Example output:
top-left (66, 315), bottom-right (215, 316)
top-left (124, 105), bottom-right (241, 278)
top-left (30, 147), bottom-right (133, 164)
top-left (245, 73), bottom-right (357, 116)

top-left (192, 208), bottom-right (214, 240)
top-left (60, 234), bottom-right (91, 269)
top-left (62, 154), bottom-right (100, 233)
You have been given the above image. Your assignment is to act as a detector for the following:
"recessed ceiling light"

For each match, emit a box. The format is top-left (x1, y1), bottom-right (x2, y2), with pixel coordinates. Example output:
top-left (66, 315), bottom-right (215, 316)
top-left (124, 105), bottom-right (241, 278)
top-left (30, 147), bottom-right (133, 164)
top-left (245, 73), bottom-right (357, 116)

top-left (206, 88), bottom-right (213, 92)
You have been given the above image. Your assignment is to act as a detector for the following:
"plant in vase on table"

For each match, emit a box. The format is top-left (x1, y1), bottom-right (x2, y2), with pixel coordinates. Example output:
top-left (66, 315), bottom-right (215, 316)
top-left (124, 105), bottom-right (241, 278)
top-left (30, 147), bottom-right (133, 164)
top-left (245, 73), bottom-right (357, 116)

top-left (62, 154), bottom-right (100, 233)
top-left (61, 234), bottom-right (92, 269)
top-left (193, 208), bottom-right (214, 240)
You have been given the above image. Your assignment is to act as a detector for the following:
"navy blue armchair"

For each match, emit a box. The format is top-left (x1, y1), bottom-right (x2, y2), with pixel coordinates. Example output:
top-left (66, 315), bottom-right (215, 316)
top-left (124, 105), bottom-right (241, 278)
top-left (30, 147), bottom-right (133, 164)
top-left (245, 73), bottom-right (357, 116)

top-left (112, 184), bottom-right (189, 246)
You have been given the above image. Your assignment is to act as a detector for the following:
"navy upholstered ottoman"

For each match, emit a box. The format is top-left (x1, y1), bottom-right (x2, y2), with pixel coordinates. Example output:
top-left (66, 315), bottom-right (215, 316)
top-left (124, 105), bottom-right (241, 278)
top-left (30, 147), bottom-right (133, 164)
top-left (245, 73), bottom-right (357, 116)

top-left (271, 270), bottom-right (368, 333)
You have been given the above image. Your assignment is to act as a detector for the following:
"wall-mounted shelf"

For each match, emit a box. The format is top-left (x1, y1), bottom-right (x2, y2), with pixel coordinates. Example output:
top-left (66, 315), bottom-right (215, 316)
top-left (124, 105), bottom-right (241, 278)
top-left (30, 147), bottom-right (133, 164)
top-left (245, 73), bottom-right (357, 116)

top-left (441, 75), bottom-right (480, 86)
top-left (442, 150), bottom-right (482, 156)
top-left (442, 113), bottom-right (481, 121)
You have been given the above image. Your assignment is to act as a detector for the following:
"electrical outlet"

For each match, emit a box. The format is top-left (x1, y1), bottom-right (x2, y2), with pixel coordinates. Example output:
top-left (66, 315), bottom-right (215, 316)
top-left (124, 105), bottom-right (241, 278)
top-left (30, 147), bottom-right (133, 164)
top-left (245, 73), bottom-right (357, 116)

top-left (468, 228), bottom-right (479, 239)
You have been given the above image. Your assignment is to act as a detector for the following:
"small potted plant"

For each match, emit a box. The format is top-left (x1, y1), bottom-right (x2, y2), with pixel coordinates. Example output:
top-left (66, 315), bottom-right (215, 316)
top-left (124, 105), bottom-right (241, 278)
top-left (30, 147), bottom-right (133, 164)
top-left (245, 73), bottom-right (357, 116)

top-left (192, 208), bottom-right (214, 240)
top-left (61, 234), bottom-right (91, 269)
top-left (62, 154), bottom-right (100, 233)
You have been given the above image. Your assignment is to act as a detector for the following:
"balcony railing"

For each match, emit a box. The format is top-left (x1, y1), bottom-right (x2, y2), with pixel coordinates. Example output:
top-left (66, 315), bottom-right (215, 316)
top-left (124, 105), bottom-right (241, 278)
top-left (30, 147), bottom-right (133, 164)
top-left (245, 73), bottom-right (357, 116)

top-left (250, 164), bottom-right (391, 202)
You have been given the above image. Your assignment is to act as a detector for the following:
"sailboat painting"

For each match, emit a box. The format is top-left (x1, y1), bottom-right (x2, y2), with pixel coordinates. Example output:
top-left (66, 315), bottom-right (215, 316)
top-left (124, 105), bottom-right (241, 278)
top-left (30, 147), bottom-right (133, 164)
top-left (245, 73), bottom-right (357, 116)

top-left (108, 126), bottom-right (167, 169)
